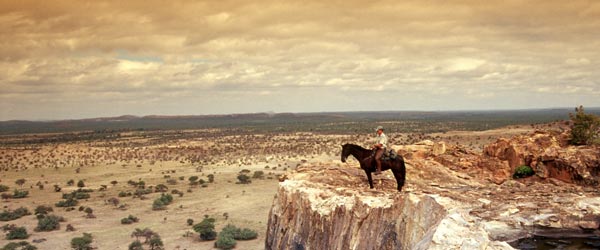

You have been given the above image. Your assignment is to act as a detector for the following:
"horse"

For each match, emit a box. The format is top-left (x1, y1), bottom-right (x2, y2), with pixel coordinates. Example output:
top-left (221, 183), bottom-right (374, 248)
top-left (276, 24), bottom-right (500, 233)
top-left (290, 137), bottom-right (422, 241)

top-left (341, 143), bottom-right (406, 192)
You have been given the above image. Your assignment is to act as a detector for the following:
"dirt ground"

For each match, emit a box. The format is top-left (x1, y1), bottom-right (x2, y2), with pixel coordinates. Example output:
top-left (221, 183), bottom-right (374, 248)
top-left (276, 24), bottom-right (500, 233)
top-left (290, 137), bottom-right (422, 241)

top-left (0, 126), bottom-right (537, 249)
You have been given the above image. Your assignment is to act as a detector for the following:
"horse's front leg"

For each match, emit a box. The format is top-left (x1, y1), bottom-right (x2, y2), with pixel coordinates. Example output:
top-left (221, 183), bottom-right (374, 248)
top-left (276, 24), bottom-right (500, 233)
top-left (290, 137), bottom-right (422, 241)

top-left (365, 169), bottom-right (374, 189)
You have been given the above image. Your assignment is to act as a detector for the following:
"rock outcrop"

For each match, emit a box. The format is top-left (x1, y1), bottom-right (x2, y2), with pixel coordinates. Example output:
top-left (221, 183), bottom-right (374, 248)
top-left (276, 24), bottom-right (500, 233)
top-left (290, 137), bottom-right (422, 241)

top-left (483, 131), bottom-right (600, 186)
top-left (265, 164), bottom-right (513, 250)
top-left (266, 130), bottom-right (600, 250)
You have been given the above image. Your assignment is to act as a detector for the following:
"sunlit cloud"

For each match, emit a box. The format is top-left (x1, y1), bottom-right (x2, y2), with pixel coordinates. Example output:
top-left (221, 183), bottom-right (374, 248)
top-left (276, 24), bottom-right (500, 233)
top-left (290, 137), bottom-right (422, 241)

top-left (0, 0), bottom-right (599, 120)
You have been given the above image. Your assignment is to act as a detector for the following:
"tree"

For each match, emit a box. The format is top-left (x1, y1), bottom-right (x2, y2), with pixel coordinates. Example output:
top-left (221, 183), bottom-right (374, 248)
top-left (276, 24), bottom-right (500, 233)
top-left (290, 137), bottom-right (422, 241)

top-left (570, 106), bottom-right (600, 145)
top-left (193, 217), bottom-right (217, 241)
top-left (70, 233), bottom-right (93, 250)
top-left (15, 179), bottom-right (26, 188)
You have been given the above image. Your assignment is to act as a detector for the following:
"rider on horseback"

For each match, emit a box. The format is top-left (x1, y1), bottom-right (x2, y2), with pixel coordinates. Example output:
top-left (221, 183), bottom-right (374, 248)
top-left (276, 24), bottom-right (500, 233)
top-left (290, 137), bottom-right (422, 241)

top-left (373, 126), bottom-right (388, 175)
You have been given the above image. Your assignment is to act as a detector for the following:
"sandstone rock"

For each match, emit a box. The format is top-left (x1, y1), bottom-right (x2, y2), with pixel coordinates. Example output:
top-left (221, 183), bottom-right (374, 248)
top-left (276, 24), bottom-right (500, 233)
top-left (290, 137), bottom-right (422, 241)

top-left (432, 141), bottom-right (446, 156)
top-left (266, 164), bottom-right (510, 250)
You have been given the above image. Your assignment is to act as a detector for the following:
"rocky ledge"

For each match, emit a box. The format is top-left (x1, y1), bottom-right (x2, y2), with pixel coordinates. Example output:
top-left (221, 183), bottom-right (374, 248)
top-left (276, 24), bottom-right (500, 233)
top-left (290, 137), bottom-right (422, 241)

top-left (265, 131), bottom-right (600, 250)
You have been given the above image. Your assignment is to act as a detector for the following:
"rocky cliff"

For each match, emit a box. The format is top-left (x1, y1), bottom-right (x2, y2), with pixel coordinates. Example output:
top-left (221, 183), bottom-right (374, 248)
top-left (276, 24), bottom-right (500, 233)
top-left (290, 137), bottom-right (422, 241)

top-left (266, 131), bottom-right (600, 250)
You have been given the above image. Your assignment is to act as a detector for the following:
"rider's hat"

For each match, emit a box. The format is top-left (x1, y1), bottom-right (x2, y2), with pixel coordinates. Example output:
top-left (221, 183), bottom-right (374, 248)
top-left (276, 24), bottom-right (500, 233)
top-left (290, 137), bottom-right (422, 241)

top-left (375, 126), bottom-right (384, 132)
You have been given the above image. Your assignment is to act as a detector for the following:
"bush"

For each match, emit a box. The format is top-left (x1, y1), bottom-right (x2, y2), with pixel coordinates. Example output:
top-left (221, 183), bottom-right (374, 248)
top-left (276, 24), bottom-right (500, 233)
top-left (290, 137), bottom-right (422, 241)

top-left (219, 224), bottom-right (258, 240)
top-left (570, 106), bottom-right (600, 145)
top-left (214, 235), bottom-right (236, 250)
top-left (63, 191), bottom-right (90, 200)
top-left (236, 174), bottom-right (251, 184)
top-left (6, 226), bottom-right (29, 240)
top-left (0, 207), bottom-right (31, 221)
top-left (252, 171), bottom-right (264, 179)
top-left (148, 235), bottom-right (164, 250)
top-left (121, 215), bottom-right (139, 224)
top-left (187, 218), bottom-right (194, 226)
top-left (128, 240), bottom-right (143, 250)
top-left (56, 198), bottom-right (79, 207)
top-left (152, 194), bottom-right (173, 210)
top-left (0, 241), bottom-right (37, 250)
top-left (34, 205), bottom-right (53, 215)
top-left (0, 185), bottom-right (9, 193)
top-left (71, 233), bottom-right (93, 250)
top-left (513, 165), bottom-right (535, 179)
top-left (207, 174), bottom-right (215, 183)
top-left (77, 180), bottom-right (85, 188)
top-left (36, 214), bottom-right (63, 231)
top-left (193, 217), bottom-right (217, 241)
top-left (67, 179), bottom-right (75, 186)
top-left (12, 190), bottom-right (28, 199)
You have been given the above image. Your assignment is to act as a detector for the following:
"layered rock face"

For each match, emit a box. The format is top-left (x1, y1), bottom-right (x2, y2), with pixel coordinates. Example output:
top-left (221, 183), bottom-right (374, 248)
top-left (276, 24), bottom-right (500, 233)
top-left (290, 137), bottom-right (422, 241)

top-left (266, 130), bottom-right (600, 250)
top-left (265, 164), bottom-right (513, 250)
top-left (483, 131), bottom-right (600, 185)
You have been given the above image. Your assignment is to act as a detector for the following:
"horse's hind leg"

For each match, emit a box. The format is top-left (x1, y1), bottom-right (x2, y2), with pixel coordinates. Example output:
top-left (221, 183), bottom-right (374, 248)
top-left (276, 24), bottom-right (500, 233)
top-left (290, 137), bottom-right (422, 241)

top-left (365, 170), bottom-right (374, 189)
top-left (391, 169), bottom-right (405, 192)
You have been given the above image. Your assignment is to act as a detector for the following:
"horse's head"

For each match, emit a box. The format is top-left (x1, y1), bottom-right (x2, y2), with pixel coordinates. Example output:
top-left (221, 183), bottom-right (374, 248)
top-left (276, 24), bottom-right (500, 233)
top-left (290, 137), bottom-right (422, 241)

top-left (341, 144), bottom-right (351, 163)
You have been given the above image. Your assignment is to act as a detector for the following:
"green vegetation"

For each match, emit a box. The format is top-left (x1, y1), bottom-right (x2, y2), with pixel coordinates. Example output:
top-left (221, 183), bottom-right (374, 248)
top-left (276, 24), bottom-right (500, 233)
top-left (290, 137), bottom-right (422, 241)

top-left (35, 214), bottom-right (63, 232)
top-left (0, 185), bottom-right (9, 193)
top-left (71, 233), bottom-right (93, 250)
top-left (252, 171), bottom-right (264, 179)
top-left (214, 224), bottom-right (258, 250)
top-left (12, 190), bottom-right (28, 199)
top-left (77, 180), bottom-right (86, 188)
top-left (3, 225), bottom-right (29, 240)
top-left (193, 217), bottom-right (217, 241)
top-left (152, 193), bottom-right (173, 210)
top-left (121, 215), bottom-right (140, 224)
top-left (570, 106), bottom-right (600, 145)
top-left (56, 198), bottom-right (79, 207)
top-left (129, 228), bottom-right (163, 250)
top-left (0, 241), bottom-right (37, 250)
top-left (128, 240), bottom-right (143, 250)
top-left (513, 165), bottom-right (535, 179)
top-left (236, 174), bottom-right (251, 184)
top-left (0, 207), bottom-right (31, 221)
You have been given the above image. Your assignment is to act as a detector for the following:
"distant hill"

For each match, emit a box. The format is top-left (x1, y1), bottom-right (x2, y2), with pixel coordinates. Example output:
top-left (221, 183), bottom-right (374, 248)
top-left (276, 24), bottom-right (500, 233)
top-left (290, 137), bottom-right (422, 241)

top-left (1, 108), bottom-right (599, 135)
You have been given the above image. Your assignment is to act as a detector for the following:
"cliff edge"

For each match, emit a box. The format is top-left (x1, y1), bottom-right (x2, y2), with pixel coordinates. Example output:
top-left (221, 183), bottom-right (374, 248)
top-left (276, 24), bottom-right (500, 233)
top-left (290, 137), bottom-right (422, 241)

top-left (266, 131), bottom-right (600, 250)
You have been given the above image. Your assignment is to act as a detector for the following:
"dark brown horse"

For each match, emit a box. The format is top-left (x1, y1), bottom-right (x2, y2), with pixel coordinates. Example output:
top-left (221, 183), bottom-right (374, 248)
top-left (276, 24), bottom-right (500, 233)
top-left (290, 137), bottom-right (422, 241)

top-left (341, 143), bottom-right (406, 191)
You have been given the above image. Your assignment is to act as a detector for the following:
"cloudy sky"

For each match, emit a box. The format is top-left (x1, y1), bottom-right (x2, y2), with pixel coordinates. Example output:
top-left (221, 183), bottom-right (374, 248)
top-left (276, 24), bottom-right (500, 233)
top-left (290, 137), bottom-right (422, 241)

top-left (1, 0), bottom-right (599, 120)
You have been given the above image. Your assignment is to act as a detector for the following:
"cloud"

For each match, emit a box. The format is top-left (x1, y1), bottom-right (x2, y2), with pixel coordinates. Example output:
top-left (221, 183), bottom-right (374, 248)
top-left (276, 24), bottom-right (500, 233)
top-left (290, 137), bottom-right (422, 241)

top-left (1, 0), bottom-right (599, 120)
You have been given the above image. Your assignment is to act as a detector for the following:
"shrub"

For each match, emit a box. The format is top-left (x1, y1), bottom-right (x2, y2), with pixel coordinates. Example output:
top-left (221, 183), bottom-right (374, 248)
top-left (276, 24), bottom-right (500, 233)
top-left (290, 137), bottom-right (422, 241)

top-left (15, 179), bottom-right (26, 187)
top-left (70, 233), bottom-right (93, 250)
top-left (236, 174), bottom-right (251, 184)
top-left (56, 198), bottom-right (79, 207)
top-left (513, 165), bottom-right (535, 179)
top-left (34, 205), bottom-right (53, 215)
top-left (252, 171), bottom-right (264, 179)
top-left (36, 215), bottom-right (63, 232)
top-left (187, 218), bottom-right (194, 226)
top-left (0, 207), bottom-right (31, 221)
top-left (12, 190), bottom-right (28, 199)
top-left (121, 215), bottom-right (139, 225)
top-left (148, 235), bottom-right (164, 250)
top-left (6, 226), bottom-right (29, 240)
top-left (0, 185), bottom-right (9, 193)
top-left (63, 191), bottom-right (90, 200)
top-left (570, 105), bottom-right (600, 145)
top-left (214, 235), bottom-right (236, 250)
top-left (193, 217), bottom-right (217, 241)
top-left (219, 224), bottom-right (258, 240)
top-left (128, 240), bottom-right (143, 250)
top-left (152, 194), bottom-right (173, 210)
top-left (77, 180), bottom-right (85, 188)
top-left (207, 174), bottom-right (215, 183)
top-left (67, 179), bottom-right (75, 186)
top-left (154, 184), bottom-right (168, 193)
top-left (0, 241), bottom-right (37, 250)
top-left (118, 191), bottom-right (131, 197)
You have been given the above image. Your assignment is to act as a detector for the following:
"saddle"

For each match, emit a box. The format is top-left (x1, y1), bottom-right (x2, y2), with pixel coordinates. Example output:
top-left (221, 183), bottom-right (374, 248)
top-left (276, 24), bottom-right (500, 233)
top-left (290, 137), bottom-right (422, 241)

top-left (381, 149), bottom-right (398, 161)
